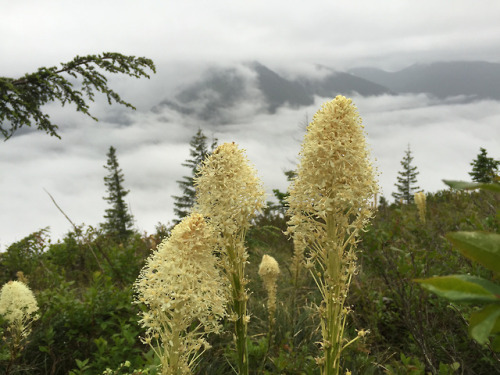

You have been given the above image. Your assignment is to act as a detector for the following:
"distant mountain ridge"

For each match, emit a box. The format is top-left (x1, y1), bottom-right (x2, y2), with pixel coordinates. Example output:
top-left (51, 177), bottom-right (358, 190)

top-left (153, 60), bottom-right (500, 122)
top-left (349, 61), bottom-right (500, 100)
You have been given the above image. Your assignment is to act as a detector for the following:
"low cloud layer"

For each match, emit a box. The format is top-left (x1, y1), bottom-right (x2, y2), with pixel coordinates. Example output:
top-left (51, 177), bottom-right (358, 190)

top-left (1, 85), bottom-right (499, 248)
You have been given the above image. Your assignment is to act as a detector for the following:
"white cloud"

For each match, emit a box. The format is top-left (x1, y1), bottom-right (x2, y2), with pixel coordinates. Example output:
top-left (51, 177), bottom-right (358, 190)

top-left (1, 1), bottom-right (500, 75)
top-left (2, 89), bottom-right (499, 249)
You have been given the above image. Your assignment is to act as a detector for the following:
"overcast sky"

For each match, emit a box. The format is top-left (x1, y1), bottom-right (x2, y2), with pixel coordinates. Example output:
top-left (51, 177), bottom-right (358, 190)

top-left (1, 1), bottom-right (500, 248)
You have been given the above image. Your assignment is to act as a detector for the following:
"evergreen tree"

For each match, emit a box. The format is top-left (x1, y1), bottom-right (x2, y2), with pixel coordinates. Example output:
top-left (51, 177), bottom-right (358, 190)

top-left (469, 147), bottom-right (500, 183)
top-left (102, 146), bottom-right (134, 239)
top-left (392, 145), bottom-right (420, 203)
top-left (0, 52), bottom-right (155, 140)
top-left (172, 129), bottom-right (217, 222)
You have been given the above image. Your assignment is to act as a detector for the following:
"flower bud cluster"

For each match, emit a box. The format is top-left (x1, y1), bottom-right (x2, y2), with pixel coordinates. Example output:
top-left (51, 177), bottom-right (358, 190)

top-left (258, 255), bottom-right (280, 318)
top-left (287, 95), bottom-right (378, 240)
top-left (134, 214), bottom-right (227, 372)
top-left (414, 191), bottom-right (426, 223)
top-left (0, 280), bottom-right (39, 331)
top-left (286, 96), bottom-right (378, 374)
top-left (135, 213), bottom-right (227, 334)
top-left (194, 142), bottom-right (265, 238)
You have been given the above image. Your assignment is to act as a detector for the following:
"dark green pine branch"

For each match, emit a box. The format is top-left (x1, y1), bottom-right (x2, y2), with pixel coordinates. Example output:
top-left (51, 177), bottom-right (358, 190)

top-left (0, 52), bottom-right (156, 140)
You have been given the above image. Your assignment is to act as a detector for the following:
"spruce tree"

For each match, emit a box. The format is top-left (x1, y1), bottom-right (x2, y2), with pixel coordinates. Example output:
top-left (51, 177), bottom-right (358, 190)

top-left (1, 52), bottom-right (155, 140)
top-left (172, 129), bottom-right (217, 222)
top-left (102, 146), bottom-right (134, 239)
top-left (392, 145), bottom-right (420, 203)
top-left (469, 147), bottom-right (500, 183)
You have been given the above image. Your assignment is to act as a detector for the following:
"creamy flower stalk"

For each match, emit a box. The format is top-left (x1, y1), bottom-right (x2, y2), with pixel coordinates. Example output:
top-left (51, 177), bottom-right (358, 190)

top-left (134, 213), bottom-right (227, 375)
top-left (414, 191), bottom-right (426, 223)
top-left (286, 96), bottom-right (378, 375)
top-left (257, 254), bottom-right (280, 372)
top-left (0, 280), bottom-right (39, 374)
top-left (195, 142), bottom-right (266, 375)
top-left (258, 254), bottom-right (280, 323)
top-left (291, 232), bottom-right (307, 285)
top-left (290, 231), bottom-right (307, 339)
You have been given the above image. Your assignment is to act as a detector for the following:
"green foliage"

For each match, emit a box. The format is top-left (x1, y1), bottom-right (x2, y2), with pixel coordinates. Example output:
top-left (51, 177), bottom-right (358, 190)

top-left (356, 186), bottom-right (500, 373)
top-left (392, 145), bottom-right (420, 203)
top-left (444, 179), bottom-right (500, 193)
top-left (3, 170), bottom-right (500, 373)
top-left (418, 180), bottom-right (500, 350)
top-left (102, 146), bottom-right (134, 240)
top-left (172, 128), bottom-right (217, 222)
top-left (268, 170), bottom-right (296, 217)
top-left (416, 274), bottom-right (500, 303)
top-left (469, 148), bottom-right (500, 183)
top-left (384, 353), bottom-right (460, 375)
top-left (0, 228), bottom-right (50, 286)
top-left (0, 52), bottom-right (155, 140)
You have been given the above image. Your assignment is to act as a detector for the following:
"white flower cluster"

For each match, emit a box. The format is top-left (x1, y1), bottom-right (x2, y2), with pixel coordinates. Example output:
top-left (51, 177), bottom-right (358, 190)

top-left (134, 213), bottom-right (227, 373)
top-left (287, 95), bottom-right (378, 240)
top-left (0, 280), bottom-right (39, 327)
top-left (258, 255), bottom-right (280, 318)
top-left (195, 142), bottom-right (266, 238)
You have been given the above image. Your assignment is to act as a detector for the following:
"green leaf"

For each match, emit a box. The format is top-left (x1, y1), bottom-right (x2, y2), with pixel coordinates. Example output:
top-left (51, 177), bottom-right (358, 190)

top-left (416, 275), bottom-right (500, 303)
top-left (491, 334), bottom-right (500, 351)
top-left (75, 358), bottom-right (90, 369)
top-left (446, 231), bottom-right (500, 274)
top-left (450, 362), bottom-right (460, 371)
top-left (443, 179), bottom-right (500, 193)
top-left (469, 304), bottom-right (500, 344)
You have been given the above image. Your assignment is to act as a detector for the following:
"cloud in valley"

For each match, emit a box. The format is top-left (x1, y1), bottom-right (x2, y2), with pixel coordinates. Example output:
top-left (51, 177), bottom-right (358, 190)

top-left (1, 83), bottom-right (499, 248)
top-left (1, 1), bottom-right (500, 248)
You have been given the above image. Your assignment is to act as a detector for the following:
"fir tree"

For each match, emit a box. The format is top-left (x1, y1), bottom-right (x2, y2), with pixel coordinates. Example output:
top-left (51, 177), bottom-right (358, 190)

top-left (392, 145), bottom-right (420, 203)
top-left (102, 146), bottom-right (134, 239)
top-left (469, 147), bottom-right (500, 183)
top-left (0, 52), bottom-right (155, 140)
top-left (172, 129), bottom-right (217, 222)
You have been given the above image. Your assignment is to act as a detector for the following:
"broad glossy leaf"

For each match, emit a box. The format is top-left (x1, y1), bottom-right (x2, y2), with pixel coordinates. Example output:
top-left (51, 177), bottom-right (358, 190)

top-left (446, 231), bottom-right (500, 274)
top-left (443, 179), bottom-right (500, 193)
top-left (491, 334), bottom-right (500, 352)
top-left (416, 275), bottom-right (500, 303)
top-left (469, 304), bottom-right (500, 344)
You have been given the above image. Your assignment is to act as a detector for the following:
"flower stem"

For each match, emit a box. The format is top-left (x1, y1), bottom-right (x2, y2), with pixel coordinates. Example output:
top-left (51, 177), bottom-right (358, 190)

top-left (227, 242), bottom-right (249, 375)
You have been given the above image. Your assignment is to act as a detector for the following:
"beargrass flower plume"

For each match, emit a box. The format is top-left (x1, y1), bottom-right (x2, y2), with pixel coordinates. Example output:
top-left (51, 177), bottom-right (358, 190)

top-left (257, 254), bottom-right (280, 372)
top-left (258, 254), bottom-right (280, 321)
top-left (0, 280), bottom-right (39, 374)
top-left (286, 95), bottom-right (378, 375)
top-left (194, 142), bottom-right (266, 240)
top-left (134, 213), bottom-right (227, 375)
top-left (194, 142), bottom-right (266, 375)
top-left (414, 191), bottom-right (426, 223)
top-left (291, 231), bottom-right (307, 284)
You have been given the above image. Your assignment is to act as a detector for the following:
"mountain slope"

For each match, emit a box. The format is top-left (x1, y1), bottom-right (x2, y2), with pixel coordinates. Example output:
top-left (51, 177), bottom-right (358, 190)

top-left (350, 61), bottom-right (500, 100)
top-left (154, 62), bottom-right (393, 122)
